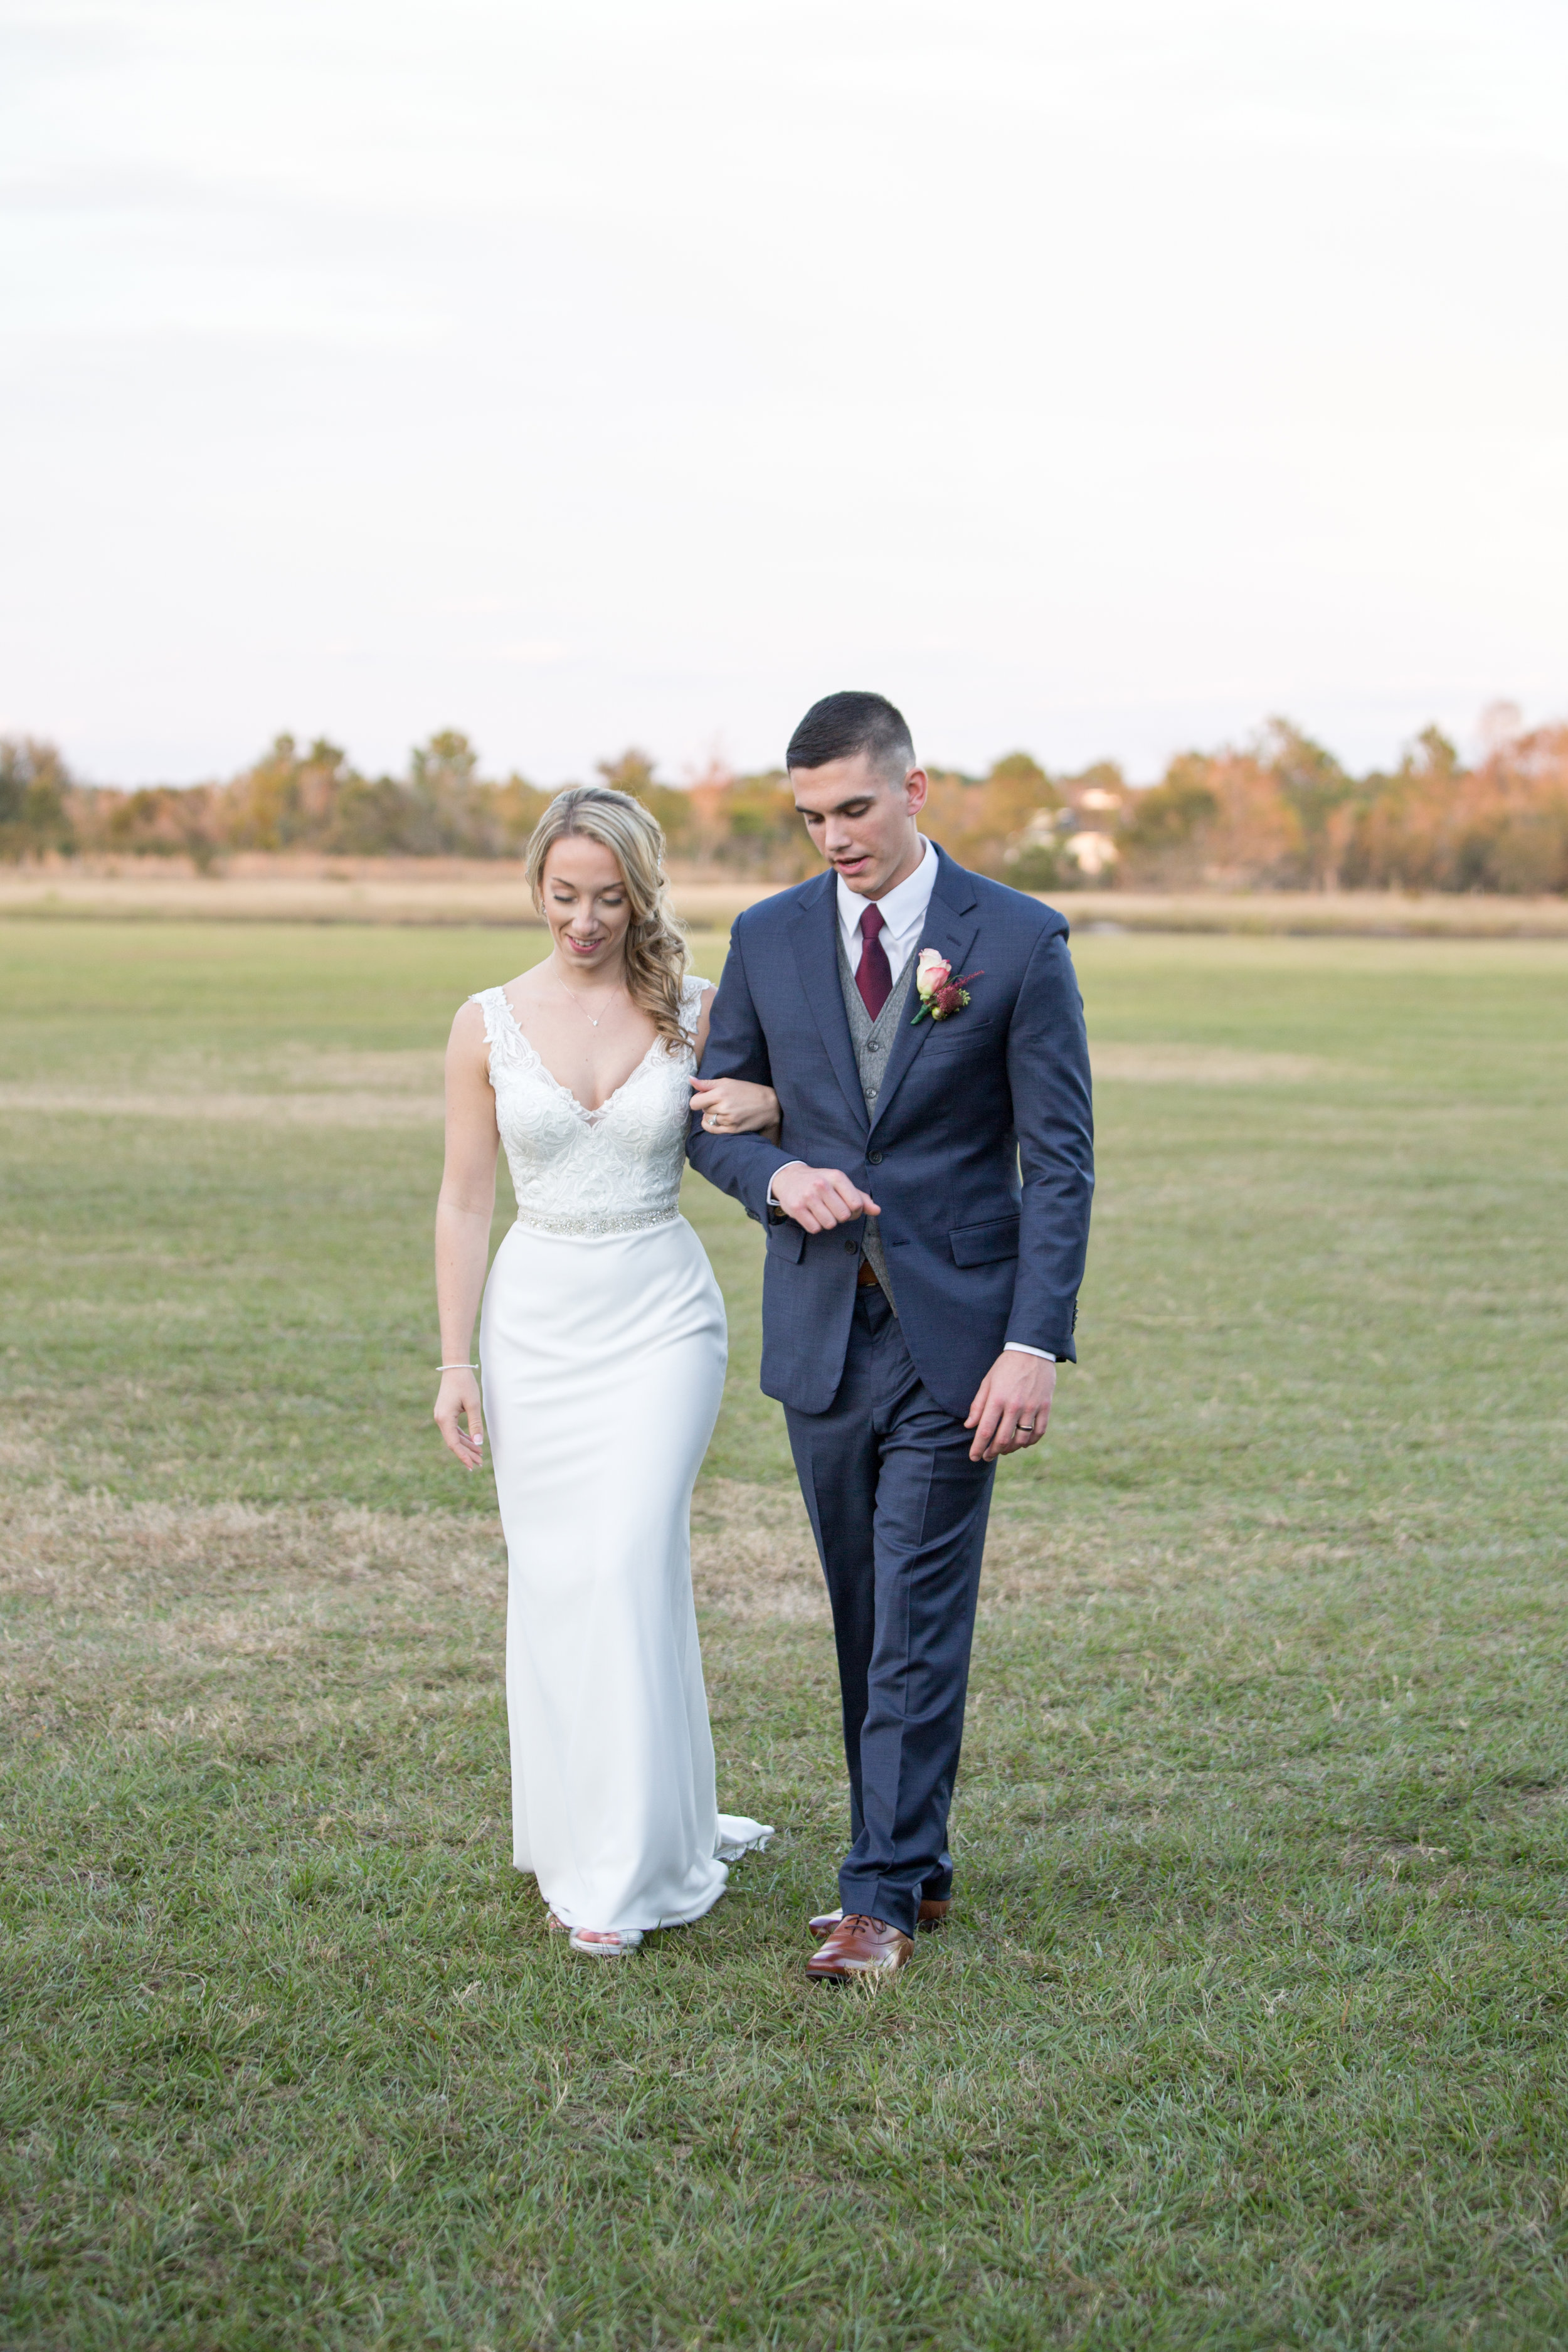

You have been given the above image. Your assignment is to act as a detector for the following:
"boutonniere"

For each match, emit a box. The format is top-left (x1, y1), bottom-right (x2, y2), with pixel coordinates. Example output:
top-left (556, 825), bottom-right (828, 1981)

top-left (911, 949), bottom-right (984, 1025)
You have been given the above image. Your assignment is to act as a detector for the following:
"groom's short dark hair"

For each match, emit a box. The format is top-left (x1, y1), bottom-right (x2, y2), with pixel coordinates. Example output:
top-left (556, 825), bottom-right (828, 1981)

top-left (787, 691), bottom-right (915, 780)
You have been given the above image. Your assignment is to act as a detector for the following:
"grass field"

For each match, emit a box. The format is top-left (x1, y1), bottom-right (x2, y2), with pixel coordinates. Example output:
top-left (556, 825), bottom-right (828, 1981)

top-left (2, 916), bottom-right (1567, 2349)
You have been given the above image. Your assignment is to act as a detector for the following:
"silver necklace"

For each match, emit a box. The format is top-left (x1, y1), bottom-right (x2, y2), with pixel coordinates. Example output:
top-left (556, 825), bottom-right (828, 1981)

top-left (554, 965), bottom-right (622, 1030)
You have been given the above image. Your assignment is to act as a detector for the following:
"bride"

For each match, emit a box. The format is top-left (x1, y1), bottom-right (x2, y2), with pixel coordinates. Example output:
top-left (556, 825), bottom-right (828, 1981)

top-left (433, 785), bottom-right (776, 1957)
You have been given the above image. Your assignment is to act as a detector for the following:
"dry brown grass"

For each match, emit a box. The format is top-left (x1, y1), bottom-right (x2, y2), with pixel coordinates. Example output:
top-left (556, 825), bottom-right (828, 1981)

top-left (0, 1458), bottom-right (1244, 1763)
top-left (1088, 1042), bottom-right (1329, 1085)
top-left (0, 1087), bottom-right (445, 1125)
top-left (0, 1480), bottom-right (502, 1743)
top-left (689, 1480), bottom-right (827, 1623)
top-left (0, 1473), bottom-right (839, 1751)
top-left (0, 1471), bottom-right (1169, 1754)
top-left (4, 859), bottom-right (1567, 933)
top-left (0, 1042), bottom-right (1333, 1128)
top-left (0, 863), bottom-right (780, 931)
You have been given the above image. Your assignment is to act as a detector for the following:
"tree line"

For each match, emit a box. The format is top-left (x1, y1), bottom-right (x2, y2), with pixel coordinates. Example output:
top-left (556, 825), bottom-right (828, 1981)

top-left (3, 714), bottom-right (1565, 894)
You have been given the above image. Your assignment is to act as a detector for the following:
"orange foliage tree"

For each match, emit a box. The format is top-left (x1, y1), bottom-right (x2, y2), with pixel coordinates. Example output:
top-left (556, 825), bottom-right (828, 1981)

top-left (18, 712), bottom-right (1568, 896)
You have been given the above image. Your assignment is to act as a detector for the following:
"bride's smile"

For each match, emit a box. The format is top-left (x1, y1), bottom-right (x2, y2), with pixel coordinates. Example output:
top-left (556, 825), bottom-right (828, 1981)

top-left (544, 835), bottom-right (633, 976)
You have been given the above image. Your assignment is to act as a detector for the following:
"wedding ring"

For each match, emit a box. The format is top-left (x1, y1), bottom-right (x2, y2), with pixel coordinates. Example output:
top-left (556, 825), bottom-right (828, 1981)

top-left (1017, 1421), bottom-right (1036, 1433)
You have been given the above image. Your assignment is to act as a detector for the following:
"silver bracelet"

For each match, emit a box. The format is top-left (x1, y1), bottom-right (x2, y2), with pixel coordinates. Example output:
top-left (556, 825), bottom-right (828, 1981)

top-left (437, 1362), bottom-right (479, 1372)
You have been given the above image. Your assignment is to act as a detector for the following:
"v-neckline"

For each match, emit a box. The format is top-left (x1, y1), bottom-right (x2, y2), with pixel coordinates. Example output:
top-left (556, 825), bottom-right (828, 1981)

top-left (497, 987), bottom-right (664, 1123)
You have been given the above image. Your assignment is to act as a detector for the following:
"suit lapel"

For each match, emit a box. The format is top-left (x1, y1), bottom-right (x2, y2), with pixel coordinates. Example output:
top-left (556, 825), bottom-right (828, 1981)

top-left (790, 872), bottom-right (869, 1131)
top-left (867, 848), bottom-right (980, 1136)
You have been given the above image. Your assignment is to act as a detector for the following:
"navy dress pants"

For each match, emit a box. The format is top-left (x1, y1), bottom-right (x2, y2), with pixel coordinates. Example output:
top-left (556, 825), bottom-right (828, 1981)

top-left (785, 1283), bottom-right (997, 1939)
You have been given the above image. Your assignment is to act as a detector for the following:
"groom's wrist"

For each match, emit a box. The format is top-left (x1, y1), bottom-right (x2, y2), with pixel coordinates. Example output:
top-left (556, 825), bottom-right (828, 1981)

top-left (766, 1162), bottom-right (807, 1220)
top-left (1004, 1342), bottom-right (1056, 1363)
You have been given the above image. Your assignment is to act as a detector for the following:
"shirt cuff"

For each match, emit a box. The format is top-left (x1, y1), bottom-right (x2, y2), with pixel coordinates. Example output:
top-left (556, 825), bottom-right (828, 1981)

top-left (766, 1162), bottom-right (806, 1210)
top-left (1004, 1342), bottom-right (1056, 1362)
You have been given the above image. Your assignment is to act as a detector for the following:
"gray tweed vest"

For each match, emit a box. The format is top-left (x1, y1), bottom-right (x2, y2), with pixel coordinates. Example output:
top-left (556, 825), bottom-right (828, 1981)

top-left (837, 928), bottom-right (920, 1311)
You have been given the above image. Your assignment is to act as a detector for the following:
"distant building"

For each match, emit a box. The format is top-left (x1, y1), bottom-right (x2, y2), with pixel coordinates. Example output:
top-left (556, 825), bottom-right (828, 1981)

top-left (1064, 828), bottom-right (1119, 877)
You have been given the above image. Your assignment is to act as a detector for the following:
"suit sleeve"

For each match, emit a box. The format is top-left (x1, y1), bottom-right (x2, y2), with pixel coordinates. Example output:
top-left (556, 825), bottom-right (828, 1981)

top-left (1003, 925), bottom-right (1094, 1360)
top-left (686, 918), bottom-right (794, 1224)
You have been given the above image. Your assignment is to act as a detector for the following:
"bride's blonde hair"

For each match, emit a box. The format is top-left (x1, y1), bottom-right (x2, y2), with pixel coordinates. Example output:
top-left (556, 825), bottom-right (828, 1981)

top-left (526, 785), bottom-right (689, 1054)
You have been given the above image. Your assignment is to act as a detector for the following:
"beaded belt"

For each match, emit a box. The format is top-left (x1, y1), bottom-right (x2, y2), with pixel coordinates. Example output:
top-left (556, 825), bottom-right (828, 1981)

top-left (513, 1206), bottom-right (680, 1239)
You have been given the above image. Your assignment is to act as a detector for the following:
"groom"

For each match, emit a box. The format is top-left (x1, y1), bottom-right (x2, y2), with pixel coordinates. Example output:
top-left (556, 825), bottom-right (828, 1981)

top-left (688, 692), bottom-right (1094, 1979)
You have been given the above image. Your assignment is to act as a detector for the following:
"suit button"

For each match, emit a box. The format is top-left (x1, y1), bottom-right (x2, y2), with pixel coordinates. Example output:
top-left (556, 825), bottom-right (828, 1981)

top-left (867, 1151), bottom-right (883, 1165)
top-left (844, 1238), bottom-right (858, 1253)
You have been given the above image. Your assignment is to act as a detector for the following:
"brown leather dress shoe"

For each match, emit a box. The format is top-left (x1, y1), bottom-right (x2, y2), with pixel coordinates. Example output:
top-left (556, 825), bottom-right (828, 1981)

top-left (808, 1899), bottom-right (950, 1939)
top-left (805, 1912), bottom-right (914, 1981)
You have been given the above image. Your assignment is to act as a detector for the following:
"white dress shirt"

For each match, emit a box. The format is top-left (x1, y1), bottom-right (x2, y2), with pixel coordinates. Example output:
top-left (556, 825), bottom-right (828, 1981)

top-left (837, 834), bottom-right (938, 984)
top-left (768, 833), bottom-right (1053, 1364)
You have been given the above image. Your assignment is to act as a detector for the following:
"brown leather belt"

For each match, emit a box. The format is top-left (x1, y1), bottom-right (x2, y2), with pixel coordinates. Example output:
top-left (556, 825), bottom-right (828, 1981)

top-left (856, 1258), bottom-right (880, 1288)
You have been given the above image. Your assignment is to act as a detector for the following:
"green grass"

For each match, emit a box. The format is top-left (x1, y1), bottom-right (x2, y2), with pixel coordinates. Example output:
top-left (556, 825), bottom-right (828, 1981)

top-left (2, 917), bottom-right (1567, 2349)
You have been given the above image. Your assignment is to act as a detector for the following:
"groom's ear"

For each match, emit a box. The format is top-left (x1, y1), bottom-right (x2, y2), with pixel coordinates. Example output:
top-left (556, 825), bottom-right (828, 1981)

top-left (903, 766), bottom-right (931, 818)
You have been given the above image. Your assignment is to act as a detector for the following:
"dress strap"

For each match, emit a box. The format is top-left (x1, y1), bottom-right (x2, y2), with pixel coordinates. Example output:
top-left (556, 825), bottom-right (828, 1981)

top-left (467, 986), bottom-right (507, 1046)
top-left (679, 973), bottom-right (712, 1042)
top-left (469, 985), bottom-right (533, 1069)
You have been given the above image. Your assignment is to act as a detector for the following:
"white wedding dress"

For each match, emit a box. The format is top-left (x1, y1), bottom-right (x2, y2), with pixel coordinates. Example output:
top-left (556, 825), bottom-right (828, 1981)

top-left (472, 975), bottom-right (771, 1933)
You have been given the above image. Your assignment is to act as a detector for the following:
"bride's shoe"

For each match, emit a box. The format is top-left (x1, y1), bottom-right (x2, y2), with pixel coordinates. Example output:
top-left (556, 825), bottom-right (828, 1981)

top-left (568, 1926), bottom-right (644, 1959)
top-left (546, 1909), bottom-right (643, 1956)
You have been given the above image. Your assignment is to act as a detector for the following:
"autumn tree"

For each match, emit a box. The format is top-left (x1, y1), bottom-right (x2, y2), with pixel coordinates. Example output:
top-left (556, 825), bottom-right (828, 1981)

top-left (1118, 746), bottom-right (1296, 888)
top-left (0, 738), bottom-right (75, 859)
top-left (1260, 718), bottom-right (1353, 888)
top-left (923, 752), bottom-right (1063, 880)
top-left (100, 785), bottom-right (223, 867)
top-left (1118, 763), bottom-right (1219, 883)
top-left (398, 729), bottom-right (485, 854)
top-left (590, 749), bottom-right (696, 857)
top-left (1340, 728), bottom-right (1462, 891)
top-left (221, 735), bottom-right (358, 852)
top-left (489, 774), bottom-right (552, 852)
top-left (22, 712), bottom-right (1568, 895)
top-left (1459, 726), bottom-right (1568, 893)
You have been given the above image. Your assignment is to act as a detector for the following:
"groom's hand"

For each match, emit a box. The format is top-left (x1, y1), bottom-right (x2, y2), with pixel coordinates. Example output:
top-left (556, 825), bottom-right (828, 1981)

top-left (770, 1163), bottom-right (881, 1234)
top-left (966, 1352), bottom-right (1057, 1462)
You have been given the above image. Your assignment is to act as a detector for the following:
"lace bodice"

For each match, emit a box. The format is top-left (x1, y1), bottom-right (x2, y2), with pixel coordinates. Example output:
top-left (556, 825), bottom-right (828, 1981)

top-left (471, 976), bottom-right (709, 1237)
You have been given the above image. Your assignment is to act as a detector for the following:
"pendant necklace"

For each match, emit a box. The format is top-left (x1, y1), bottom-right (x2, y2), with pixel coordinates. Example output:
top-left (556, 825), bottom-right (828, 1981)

top-left (555, 965), bottom-right (622, 1029)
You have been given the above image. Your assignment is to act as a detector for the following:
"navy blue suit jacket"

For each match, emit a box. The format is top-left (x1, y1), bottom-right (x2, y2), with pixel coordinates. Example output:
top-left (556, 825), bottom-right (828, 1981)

top-left (686, 844), bottom-right (1094, 1421)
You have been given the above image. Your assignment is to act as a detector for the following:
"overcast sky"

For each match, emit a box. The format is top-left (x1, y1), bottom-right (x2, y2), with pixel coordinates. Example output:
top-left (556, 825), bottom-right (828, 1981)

top-left (3, 0), bottom-right (1565, 787)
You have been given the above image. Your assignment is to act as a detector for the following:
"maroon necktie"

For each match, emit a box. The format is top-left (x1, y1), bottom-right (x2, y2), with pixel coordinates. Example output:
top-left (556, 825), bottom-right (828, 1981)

top-left (856, 903), bottom-right (893, 1020)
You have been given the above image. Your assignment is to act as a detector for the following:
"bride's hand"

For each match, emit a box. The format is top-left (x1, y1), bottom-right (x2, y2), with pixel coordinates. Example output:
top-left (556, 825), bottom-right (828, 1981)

top-left (689, 1076), bottom-right (781, 1140)
top-left (434, 1370), bottom-right (485, 1471)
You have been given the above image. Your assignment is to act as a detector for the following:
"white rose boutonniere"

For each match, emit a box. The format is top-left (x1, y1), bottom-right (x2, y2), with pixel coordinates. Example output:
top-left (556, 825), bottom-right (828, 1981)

top-left (911, 950), bottom-right (983, 1025)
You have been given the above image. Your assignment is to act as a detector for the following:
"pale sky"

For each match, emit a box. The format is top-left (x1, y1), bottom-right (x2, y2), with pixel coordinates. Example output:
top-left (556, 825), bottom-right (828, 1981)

top-left (3, 0), bottom-right (1565, 787)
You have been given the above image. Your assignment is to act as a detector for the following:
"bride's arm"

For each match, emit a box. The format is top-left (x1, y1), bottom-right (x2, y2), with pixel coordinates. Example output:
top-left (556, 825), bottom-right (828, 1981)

top-left (689, 987), bottom-right (781, 1140)
top-left (434, 1000), bottom-right (499, 1471)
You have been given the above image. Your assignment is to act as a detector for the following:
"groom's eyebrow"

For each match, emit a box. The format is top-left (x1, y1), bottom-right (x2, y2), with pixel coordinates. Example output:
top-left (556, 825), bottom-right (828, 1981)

top-left (795, 794), bottom-right (873, 817)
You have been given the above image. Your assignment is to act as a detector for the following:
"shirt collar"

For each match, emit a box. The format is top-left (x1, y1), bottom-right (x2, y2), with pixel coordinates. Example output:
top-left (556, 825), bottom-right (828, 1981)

top-left (835, 835), bottom-right (936, 947)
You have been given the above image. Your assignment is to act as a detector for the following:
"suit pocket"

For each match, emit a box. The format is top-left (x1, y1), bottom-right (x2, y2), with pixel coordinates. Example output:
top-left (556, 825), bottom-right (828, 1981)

top-left (949, 1214), bottom-right (1020, 1268)
top-left (766, 1217), bottom-right (807, 1264)
top-left (923, 1015), bottom-right (998, 1054)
